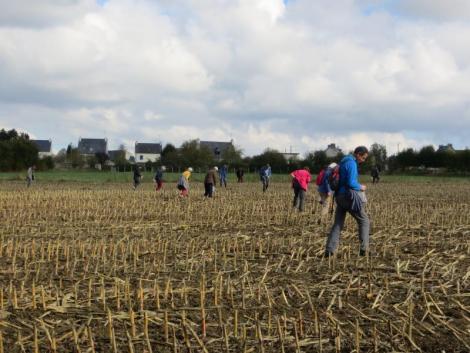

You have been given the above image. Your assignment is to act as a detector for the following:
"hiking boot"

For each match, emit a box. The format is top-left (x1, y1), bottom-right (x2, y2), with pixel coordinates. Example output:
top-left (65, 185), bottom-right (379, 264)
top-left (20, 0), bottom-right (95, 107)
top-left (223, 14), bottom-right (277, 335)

top-left (359, 249), bottom-right (371, 257)
top-left (324, 251), bottom-right (333, 258)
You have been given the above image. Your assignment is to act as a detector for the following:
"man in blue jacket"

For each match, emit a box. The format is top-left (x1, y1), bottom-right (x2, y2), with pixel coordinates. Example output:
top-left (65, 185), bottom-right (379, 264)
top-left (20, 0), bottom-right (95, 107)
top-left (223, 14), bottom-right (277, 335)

top-left (219, 164), bottom-right (228, 188)
top-left (259, 164), bottom-right (272, 192)
top-left (325, 146), bottom-right (370, 257)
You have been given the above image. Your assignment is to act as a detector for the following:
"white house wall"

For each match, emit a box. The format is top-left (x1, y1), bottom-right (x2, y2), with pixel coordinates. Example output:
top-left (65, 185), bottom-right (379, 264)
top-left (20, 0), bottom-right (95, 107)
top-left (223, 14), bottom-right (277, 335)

top-left (136, 153), bottom-right (161, 163)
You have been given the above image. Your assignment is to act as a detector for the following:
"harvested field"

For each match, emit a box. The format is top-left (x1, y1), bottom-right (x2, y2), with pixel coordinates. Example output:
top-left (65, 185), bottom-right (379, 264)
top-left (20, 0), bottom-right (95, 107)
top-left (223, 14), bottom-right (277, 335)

top-left (0, 180), bottom-right (469, 352)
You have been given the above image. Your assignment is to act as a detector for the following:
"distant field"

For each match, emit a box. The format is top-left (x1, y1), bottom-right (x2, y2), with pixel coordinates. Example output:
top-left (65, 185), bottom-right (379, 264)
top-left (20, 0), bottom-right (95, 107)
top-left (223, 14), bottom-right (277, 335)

top-left (0, 169), bottom-right (469, 184)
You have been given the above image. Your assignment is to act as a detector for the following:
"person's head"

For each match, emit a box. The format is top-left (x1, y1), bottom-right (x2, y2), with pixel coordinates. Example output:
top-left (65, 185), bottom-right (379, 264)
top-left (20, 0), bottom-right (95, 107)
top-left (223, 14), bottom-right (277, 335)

top-left (161, 166), bottom-right (166, 171)
top-left (303, 166), bottom-right (310, 172)
top-left (188, 167), bottom-right (193, 172)
top-left (214, 166), bottom-right (218, 171)
top-left (353, 146), bottom-right (369, 164)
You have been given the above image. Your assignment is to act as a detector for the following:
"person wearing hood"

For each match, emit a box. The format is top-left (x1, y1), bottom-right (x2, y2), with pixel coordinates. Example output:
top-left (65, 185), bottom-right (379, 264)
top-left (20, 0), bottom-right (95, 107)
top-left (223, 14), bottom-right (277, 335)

top-left (290, 167), bottom-right (312, 212)
top-left (177, 167), bottom-right (193, 197)
top-left (317, 162), bottom-right (338, 223)
top-left (325, 146), bottom-right (370, 257)
top-left (204, 166), bottom-right (218, 198)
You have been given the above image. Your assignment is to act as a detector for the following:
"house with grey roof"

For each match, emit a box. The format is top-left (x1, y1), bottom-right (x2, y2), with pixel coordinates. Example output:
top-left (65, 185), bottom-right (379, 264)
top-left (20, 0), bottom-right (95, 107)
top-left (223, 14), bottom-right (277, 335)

top-left (78, 138), bottom-right (108, 156)
top-left (135, 142), bottom-right (162, 163)
top-left (200, 140), bottom-right (233, 161)
top-left (325, 143), bottom-right (342, 158)
top-left (437, 143), bottom-right (456, 153)
top-left (31, 139), bottom-right (52, 158)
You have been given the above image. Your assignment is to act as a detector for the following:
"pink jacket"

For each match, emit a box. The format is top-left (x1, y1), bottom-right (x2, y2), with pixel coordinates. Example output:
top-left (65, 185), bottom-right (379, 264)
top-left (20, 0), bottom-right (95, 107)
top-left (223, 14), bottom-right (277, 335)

top-left (291, 169), bottom-right (312, 191)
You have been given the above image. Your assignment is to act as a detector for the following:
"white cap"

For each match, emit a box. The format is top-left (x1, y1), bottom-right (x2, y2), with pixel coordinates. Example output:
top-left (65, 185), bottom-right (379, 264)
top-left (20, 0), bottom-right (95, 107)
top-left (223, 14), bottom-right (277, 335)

top-left (188, 167), bottom-right (193, 172)
top-left (328, 163), bottom-right (338, 169)
top-left (214, 166), bottom-right (219, 171)
top-left (161, 166), bottom-right (166, 171)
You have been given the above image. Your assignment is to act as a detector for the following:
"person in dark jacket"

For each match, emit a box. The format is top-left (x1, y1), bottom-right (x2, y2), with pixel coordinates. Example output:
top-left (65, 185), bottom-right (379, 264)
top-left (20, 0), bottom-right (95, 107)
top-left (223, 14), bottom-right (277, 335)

top-left (325, 146), bottom-right (370, 257)
top-left (371, 165), bottom-right (380, 184)
top-left (133, 165), bottom-right (142, 190)
top-left (236, 168), bottom-right (244, 183)
top-left (154, 166), bottom-right (166, 191)
top-left (204, 167), bottom-right (218, 198)
top-left (317, 163), bottom-right (338, 224)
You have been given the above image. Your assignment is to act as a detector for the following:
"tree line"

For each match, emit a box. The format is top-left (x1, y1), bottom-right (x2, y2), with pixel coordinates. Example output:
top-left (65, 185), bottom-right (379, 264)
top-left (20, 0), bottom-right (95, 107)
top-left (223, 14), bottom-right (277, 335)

top-left (0, 129), bottom-right (54, 172)
top-left (2, 128), bottom-right (469, 174)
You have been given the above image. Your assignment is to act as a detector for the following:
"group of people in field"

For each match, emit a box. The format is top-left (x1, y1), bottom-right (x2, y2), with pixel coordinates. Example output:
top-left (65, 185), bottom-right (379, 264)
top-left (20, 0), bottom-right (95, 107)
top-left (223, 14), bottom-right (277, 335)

top-left (131, 145), bottom-right (375, 257)
top-left (289, 146), bottom-right (372, 257)
top-left (26, 145), bottom-right (376, 257)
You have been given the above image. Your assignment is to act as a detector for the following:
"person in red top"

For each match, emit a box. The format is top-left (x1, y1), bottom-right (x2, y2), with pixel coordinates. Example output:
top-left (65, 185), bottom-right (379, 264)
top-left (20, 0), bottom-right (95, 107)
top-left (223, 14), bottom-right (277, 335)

top-left (290, 167), bottom-right (312, 212)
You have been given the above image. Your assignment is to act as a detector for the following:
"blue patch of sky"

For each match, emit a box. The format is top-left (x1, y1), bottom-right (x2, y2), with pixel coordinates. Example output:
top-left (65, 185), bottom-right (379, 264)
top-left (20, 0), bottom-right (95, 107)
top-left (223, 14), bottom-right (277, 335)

top-left (96, 0), bottom-right (108, 6)
top-left (362, 0), bottom-right (401, 17)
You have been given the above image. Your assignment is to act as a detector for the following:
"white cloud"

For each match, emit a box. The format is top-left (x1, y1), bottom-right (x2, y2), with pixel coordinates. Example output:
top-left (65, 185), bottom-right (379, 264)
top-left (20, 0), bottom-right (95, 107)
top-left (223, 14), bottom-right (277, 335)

top-left (0, 0), bottom-right (469, 156)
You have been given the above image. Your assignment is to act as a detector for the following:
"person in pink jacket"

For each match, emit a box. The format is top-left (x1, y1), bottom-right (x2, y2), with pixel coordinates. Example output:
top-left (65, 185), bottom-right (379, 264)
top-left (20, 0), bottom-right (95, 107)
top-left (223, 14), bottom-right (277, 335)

top-left (290, 167), bottom-right (312, 212)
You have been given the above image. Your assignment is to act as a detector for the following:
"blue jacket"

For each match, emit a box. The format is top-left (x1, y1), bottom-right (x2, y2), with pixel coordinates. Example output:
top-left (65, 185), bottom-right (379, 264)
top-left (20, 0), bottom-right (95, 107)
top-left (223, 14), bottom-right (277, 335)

top-left (259, 166), bottom-right (271, 178)
top-left (317, 168), bottom-right (333, 194)
top-left (219, 166), bottom-right (228, 178)
top-left (337, 155), bottom-right (361, 194)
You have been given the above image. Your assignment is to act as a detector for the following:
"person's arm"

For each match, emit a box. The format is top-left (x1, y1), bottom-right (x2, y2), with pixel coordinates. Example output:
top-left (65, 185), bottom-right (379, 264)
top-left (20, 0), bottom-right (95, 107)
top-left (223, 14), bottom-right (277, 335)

top-left (346, 161), bottom-right (362, 191)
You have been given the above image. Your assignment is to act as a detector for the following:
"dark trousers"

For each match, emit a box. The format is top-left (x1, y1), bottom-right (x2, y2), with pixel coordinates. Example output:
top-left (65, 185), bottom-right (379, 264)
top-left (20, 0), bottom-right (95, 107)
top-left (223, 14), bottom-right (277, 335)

top-left (155, 180), bottom-right (163, 191)
top-left (261, 177), bottom-right (269, 192)
top-left (204, 183), bottom-right (214, 197)
top-left (293, 182), bottom-right (306, 211)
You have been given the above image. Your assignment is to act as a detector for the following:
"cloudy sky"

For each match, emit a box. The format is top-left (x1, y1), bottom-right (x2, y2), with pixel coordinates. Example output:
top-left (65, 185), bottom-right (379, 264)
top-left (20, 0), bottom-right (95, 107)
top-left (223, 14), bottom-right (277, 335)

top-left (0, 0), bottom-right (469, 156)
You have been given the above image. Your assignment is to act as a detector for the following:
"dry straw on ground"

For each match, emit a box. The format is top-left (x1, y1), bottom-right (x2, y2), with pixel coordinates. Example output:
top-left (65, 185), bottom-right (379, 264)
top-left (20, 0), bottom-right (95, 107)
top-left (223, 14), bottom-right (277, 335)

top-left (0, 180), bottom-right (469, 352)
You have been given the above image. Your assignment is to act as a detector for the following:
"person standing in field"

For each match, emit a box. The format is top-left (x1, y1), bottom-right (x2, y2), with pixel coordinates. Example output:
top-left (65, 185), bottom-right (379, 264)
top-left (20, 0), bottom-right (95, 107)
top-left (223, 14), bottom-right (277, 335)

top-left (26, 165), bottom-right (35, 188)
top-left (204, 166), bottom-right (218, 198)
top-left (259, 164), bottom-right (271, 192)
top-left (219, 164), bottom-right (228, 188)
top-left (177, 167), bottom-right (193, 197)
top-left (236, 168), bottom-right (244, 183)
top-left (132, 165), bottom-right (143, 190)
top-left (154, 166), bottom-right (166, 191)
top-left (325, 146), bottom-right (370, 257)
top-left (317, 163), bottom-right (338, 224)
top-left (290, 167), bottom-right (312, 212)
top-left (371, 165), bottom-right (380, 184)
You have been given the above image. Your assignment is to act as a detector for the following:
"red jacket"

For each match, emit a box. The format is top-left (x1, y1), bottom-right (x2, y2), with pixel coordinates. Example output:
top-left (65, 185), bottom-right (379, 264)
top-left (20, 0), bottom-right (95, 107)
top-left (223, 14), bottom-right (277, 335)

top-left (291, 169), bottom-right (312, 191)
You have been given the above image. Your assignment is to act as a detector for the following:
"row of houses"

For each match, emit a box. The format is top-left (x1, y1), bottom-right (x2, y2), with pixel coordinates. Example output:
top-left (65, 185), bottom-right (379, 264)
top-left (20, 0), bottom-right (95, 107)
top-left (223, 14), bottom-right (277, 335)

top-left (31, 138), bottom-right (235, 163)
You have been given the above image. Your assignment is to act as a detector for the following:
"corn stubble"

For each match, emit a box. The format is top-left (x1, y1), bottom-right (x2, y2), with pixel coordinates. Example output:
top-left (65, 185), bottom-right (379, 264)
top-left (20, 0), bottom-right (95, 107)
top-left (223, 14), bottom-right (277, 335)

top-left (0, 181), bottom-right (469, 352)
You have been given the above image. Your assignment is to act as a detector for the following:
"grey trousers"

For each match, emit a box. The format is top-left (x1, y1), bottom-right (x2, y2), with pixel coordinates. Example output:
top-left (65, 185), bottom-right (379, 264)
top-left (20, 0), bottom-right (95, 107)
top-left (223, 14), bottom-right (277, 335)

top-left (325, 193), bottom-right (370, 253)
top-left (293, 184), bottom-right (306, 211)
top-left (262, 177), bottom-right (269, 192)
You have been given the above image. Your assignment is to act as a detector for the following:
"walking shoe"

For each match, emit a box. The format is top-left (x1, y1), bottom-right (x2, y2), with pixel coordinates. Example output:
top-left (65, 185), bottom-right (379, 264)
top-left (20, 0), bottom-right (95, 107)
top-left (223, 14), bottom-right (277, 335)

top-left (359, 249), bottom-right (370, 257)
top-left (324, 251), bottom-right (333, 258)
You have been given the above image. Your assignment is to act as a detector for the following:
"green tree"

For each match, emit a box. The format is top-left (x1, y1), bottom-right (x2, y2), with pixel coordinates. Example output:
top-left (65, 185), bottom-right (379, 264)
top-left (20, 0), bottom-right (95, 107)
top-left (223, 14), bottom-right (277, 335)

top-left (221, 144), bottom-right (243, 167)
top-left (417, 145), bottom-right (436, 168)
top-left (251, 149), bottom-right (287, 173)
top-left (369, 143), bottom-right (387, 169)
top-left (179, 139), bottom-right (214, 171)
